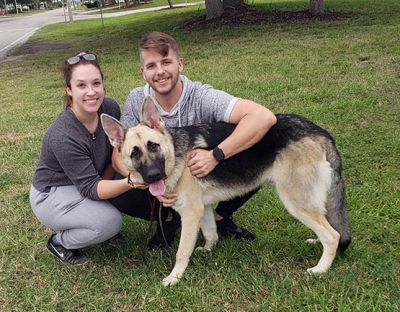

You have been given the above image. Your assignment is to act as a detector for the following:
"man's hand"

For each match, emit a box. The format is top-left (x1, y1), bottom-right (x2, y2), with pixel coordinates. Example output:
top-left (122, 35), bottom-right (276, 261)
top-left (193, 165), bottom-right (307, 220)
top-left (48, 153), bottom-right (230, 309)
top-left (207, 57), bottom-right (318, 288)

top-left (187, 149), bottom-right (218, 178)
top-left (156, 192), bottom-right (178, 207)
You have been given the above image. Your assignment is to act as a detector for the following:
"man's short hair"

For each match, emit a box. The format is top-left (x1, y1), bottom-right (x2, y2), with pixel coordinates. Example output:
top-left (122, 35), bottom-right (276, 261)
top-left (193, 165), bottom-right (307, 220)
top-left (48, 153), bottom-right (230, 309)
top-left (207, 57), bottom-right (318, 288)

top-left (139, 32), bottom-right (179, 61)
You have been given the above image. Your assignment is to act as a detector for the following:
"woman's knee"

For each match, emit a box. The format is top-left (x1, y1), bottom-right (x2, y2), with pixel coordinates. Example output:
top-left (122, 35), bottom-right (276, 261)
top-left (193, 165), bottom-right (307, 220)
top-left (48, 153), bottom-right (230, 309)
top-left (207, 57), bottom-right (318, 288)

top-left (93, 206), bottom-right (123, 241)
top-left (107, 208), bottom-right (123, 236)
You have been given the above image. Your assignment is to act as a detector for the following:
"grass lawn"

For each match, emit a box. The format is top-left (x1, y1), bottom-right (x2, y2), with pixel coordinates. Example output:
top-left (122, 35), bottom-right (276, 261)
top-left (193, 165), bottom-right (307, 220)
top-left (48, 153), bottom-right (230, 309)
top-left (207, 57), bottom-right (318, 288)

top-left (0, 0), bottom-right (399, 310)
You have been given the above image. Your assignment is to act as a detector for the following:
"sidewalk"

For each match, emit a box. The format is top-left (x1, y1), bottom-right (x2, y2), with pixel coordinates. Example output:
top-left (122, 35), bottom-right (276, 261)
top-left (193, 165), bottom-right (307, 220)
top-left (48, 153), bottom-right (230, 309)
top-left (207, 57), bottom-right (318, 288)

top-left (74, 1), bottom-right (204, 19)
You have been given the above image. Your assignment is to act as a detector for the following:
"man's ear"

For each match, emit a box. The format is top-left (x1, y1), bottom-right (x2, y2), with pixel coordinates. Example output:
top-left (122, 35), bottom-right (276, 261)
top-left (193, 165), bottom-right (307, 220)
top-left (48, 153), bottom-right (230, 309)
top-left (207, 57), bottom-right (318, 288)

top-left (100, 114), bottom-right (127, 148)
top-left (141, 96), bottom-right (165, 131)
top-left (178, 57), bottom-right (184, 73)
top-left (140, 67), bottom-right (145, 80)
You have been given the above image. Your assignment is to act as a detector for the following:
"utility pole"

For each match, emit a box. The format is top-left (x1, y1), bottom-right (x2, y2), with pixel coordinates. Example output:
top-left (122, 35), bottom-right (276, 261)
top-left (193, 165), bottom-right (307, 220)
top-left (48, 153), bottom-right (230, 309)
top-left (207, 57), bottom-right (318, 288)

top-left (14, 0), bottom-right (18, 14)
top-left (99, 0), bottom-right (104, 27)
top-left (66, 0), bottom-right (73, 22)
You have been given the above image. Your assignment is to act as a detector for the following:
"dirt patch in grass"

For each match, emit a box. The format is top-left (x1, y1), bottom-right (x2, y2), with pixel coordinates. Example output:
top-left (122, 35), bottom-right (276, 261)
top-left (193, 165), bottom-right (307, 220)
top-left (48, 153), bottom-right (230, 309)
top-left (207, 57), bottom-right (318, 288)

top-left (183, 6), bottom-right (358, 29)
top-left (16, 41), bottom-right (71, 55)
top-left (2, 41), bottom-right (71, 62)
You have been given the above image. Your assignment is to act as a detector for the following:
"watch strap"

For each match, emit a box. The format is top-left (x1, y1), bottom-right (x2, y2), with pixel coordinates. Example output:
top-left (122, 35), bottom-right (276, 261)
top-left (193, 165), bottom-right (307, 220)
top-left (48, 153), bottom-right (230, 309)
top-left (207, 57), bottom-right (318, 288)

top-left (212, 147), bottom-right (225, 162)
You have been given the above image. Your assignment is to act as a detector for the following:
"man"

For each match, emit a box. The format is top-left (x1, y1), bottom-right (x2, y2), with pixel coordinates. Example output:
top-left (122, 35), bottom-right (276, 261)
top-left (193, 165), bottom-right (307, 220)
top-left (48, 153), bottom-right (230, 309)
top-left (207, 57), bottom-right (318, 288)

top-left (110, 32), bottom-right (277, 248)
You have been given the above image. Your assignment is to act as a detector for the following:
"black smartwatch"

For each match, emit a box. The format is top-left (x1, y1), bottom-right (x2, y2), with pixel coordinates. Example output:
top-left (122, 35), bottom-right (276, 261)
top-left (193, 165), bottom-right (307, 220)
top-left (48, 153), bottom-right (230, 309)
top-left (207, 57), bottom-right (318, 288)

top-left (212, 147), bottom-right (225, 162)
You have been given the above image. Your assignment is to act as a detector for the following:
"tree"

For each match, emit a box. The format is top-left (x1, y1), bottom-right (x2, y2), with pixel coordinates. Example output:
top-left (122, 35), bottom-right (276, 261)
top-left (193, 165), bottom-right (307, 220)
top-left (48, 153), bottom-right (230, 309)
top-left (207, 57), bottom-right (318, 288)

top-left (309, 0), bottom-right (324, 15)
top-left (204, 0), bottom-right (325, 20)
top-left (205, 0), bottom-right (223, 20)
top-left (66, 0), bottom-right (73, 22)
top-left (223, 0), bottom-right (244, 9)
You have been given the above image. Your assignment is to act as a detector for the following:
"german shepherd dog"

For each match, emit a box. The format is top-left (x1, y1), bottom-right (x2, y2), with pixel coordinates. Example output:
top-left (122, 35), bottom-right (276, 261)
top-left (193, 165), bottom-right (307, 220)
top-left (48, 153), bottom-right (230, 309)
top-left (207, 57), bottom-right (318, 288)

top-left (101, 96), bottom-right (351, 287)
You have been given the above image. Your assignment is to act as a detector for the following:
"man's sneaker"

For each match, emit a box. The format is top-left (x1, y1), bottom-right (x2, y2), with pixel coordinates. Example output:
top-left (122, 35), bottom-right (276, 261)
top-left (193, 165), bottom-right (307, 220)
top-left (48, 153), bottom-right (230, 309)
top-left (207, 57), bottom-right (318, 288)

top-left (47, 235), bottom-right (88, 265)
top-left (216, 217), bottom-right (256, 241)
top-left (107, 232), bottom-right (127, 247)
top-left (148, 215), bottom-right (180, 250)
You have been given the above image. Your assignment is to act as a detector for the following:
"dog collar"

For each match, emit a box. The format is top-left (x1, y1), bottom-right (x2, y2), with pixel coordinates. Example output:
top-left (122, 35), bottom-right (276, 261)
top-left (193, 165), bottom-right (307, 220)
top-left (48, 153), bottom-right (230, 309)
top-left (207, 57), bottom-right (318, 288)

top-left (127, 173), bottom-right (147, 189)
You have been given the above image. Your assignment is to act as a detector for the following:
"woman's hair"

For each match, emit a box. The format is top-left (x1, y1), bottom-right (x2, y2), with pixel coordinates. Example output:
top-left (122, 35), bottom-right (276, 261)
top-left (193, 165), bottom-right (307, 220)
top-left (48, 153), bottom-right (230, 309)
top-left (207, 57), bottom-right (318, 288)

top-left (139, 32), bottom-right (179, 64)
top-left (62, 52), bottom-right (103, 107)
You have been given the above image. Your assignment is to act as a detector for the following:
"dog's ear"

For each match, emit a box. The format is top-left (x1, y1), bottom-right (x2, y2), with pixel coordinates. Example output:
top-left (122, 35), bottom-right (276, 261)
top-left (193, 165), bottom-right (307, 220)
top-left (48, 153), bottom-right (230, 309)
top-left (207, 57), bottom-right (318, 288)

top-left (100, 114), bottom-right (127, 148)
top-left (141, 96), bottom-right (165, 131)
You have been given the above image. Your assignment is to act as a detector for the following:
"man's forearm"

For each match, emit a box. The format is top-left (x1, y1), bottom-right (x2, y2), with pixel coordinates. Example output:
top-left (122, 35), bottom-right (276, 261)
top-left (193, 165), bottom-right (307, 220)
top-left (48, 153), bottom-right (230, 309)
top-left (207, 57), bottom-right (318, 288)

top-left (221, 105), bottom-right (276, 159)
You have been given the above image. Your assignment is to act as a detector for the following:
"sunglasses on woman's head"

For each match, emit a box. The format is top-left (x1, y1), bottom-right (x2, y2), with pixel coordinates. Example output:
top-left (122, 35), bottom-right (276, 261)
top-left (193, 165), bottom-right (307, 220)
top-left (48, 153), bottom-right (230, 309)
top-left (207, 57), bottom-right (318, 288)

top-left (67, 52), bottom-right (97, 65)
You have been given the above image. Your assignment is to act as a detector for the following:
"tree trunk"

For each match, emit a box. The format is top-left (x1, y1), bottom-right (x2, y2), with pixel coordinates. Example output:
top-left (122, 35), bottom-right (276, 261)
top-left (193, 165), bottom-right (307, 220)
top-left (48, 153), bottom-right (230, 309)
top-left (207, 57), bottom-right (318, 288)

top-left (66, 0), bottom-right (73, 22)
top-left (167, 0), bottom-right (173, 9)
top-left (310, 0), bottom-right (324, 15)
top-left (223, 0), bottom-right (244, 10)
top-left (205, 0), bottom-right (224, 20)
top-left (309, 0), bottom-right (324, 15)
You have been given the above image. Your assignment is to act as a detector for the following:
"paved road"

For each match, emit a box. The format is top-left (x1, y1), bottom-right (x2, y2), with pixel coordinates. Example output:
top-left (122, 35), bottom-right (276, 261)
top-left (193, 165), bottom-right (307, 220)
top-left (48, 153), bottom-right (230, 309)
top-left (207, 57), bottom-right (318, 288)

top-left (0, 2), bottom-right (203, 61)
top-left (0, 8), bottom-right (68, 60)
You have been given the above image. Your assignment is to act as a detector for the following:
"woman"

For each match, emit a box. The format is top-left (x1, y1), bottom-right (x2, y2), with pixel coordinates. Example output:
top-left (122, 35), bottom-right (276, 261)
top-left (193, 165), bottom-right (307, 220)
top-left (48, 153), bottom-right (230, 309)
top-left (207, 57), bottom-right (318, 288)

top-left (30, 52), bottom-right (137, 265)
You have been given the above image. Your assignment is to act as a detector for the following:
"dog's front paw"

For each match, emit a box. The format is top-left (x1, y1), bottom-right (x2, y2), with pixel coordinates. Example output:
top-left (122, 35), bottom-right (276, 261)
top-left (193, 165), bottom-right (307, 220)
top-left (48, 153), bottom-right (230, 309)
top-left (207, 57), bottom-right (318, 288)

top-left (305, 238), bottom-right (320, 244)
top-left (162, 275), bottom-right (179, 287)
top-left (306, 266), bottom-right (327, 275)
top-left (195, 246), bottom-right (211, 252)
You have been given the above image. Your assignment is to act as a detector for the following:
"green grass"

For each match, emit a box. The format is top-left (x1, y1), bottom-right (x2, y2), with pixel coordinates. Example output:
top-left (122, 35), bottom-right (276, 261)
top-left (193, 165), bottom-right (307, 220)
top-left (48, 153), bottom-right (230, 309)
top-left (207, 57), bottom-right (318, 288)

top-left (1, 0), bottom-right (399, 310)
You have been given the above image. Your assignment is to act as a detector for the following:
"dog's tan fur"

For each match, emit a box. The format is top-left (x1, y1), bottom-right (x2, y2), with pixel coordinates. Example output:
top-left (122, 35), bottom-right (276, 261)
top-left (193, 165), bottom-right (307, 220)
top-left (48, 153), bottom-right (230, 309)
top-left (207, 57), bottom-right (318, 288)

top-left (101, 96), bottom-right (351, 287)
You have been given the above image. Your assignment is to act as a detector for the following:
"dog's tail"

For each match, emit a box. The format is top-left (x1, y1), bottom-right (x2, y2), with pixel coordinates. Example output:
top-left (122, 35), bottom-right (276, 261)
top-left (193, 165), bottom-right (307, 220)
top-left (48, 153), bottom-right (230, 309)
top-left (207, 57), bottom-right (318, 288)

top-left (324, 140), bottom-right (351, 254)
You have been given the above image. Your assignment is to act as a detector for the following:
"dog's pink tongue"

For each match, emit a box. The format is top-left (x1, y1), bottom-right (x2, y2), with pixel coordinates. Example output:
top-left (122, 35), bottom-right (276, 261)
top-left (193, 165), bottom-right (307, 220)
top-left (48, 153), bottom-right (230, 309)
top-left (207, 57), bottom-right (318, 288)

top-left (149, 180), bottom-right (166, 196)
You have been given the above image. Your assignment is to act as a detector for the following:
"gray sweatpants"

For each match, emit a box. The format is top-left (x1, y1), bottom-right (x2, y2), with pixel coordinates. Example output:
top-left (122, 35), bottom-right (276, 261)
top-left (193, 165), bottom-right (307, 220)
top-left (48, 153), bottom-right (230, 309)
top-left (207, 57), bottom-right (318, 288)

top-left (30, 185), bottom-right (122, 249)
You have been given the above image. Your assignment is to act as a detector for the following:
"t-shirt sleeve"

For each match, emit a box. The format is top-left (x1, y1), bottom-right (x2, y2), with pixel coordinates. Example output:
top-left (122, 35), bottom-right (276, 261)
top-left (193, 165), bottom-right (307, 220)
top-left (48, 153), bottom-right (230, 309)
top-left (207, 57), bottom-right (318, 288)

top-left (120, 89), bottom-right (142, 127)
top-left (194, 83), bottom-right (240, 123)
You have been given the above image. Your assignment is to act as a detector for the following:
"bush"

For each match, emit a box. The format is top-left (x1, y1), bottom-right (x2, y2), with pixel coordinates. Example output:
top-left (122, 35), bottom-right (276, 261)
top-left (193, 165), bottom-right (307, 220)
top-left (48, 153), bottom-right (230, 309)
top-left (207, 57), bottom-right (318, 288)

top-left (85, 1), bottom-right (99, 8)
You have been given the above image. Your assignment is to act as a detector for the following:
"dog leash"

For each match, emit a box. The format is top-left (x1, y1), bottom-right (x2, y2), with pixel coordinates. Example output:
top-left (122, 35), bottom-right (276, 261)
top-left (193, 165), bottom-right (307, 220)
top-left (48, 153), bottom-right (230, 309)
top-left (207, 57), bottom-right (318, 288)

top-left (142, 192), bottom-right (174, 264)
top-left (158, 205), bottom-right (177, 267)
top-left (158, 202), bottom-right (169, 247)
top-left (141, 192), bottom-right (157, 261)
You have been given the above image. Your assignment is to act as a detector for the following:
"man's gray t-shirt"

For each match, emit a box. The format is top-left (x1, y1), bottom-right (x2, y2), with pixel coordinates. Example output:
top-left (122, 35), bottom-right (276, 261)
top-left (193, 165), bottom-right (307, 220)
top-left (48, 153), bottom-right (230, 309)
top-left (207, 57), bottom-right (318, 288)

top-left (121, 75), bottom-right (239, 128)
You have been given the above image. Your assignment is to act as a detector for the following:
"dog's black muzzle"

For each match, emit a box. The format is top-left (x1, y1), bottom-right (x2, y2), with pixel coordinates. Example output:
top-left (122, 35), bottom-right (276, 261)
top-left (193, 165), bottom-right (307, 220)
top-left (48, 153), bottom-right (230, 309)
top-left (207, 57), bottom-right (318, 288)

top-left (139, 162), bottom-right (166, 184)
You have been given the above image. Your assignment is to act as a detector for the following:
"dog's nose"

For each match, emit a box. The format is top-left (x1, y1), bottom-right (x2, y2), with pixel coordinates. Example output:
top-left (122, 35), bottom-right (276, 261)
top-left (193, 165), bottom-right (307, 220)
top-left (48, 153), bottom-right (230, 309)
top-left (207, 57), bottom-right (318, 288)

top-left (146, 167), bottom-right (164, 183)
